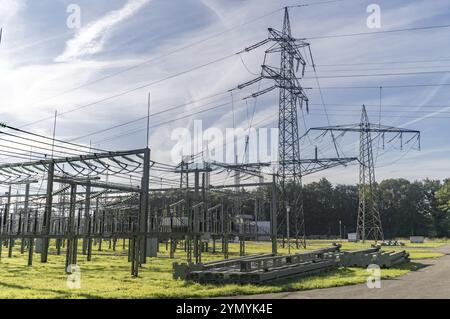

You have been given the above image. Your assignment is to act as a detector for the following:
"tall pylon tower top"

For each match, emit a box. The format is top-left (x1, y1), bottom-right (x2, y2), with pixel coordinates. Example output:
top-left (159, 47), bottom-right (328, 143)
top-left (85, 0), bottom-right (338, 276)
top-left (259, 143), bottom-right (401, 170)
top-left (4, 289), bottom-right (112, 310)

top-left (361, 104), bottom-right (369, 126)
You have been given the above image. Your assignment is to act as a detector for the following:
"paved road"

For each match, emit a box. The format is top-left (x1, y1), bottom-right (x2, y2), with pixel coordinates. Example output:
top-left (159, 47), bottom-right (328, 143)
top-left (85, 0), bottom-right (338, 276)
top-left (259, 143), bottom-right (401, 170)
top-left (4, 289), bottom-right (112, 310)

top-left (231, 244), bottom-right (450, 299)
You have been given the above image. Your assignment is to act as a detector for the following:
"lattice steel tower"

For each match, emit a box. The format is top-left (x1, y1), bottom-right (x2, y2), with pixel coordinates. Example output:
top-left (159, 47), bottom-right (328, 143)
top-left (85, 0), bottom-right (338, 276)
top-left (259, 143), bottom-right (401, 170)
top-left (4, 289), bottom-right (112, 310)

top-left (310, 105), bottom-right (420, 242)
top-left (235, 7), bottom-right (311, 248)
top-left (357, 105), bottom-right (383, 242)
top-left (275, 8), bottom-right (308, 248)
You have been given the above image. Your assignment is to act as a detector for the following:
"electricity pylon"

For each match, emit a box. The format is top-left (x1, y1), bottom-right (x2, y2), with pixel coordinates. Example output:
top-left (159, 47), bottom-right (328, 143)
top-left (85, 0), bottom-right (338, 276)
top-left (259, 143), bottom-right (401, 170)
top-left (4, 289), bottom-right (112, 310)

top-left (233, 7), bottom-right (355, 250)
top-left (235, 7), bottom-right (309, 248)
top-left (310, 105), bottom-right (421, 242)
top-left (358, 106), bottom-right (382, 242)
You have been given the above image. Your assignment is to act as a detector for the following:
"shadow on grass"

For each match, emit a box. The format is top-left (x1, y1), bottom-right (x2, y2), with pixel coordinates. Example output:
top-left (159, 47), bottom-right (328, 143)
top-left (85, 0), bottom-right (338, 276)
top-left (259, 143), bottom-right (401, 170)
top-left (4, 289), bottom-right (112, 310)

top-left (381, 261), bottom-right (430, 280)
top-left (0, 280), bottom-right (103, 299)
top-left (186, 267), bottom-right (365, 299)
top-left (197, 261), bottom-right (425, 298)
top-left (257, 266), bottom-right (361, 289)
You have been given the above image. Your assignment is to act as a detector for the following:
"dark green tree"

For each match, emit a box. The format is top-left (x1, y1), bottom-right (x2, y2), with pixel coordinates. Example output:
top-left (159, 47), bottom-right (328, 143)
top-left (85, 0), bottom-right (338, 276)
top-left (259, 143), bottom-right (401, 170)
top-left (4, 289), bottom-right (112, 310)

top-left (435, 179), bottom-right (450, 237)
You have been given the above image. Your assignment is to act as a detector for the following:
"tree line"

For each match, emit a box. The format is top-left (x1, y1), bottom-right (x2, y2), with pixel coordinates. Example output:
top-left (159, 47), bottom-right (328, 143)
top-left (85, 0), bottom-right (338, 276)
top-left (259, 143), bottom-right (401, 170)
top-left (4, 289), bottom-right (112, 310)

top-left (250, 178), bottom-right (450, 239)
top-left (278, 178), bottom-right (450, 239)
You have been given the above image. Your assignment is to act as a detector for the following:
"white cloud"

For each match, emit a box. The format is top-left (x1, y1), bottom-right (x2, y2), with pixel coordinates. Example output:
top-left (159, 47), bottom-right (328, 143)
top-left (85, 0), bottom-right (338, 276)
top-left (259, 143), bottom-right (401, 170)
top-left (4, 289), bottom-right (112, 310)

top-left (1, 0), bottom-right (450, 182)
top-left (200, 0), bottom-right (229, 27)
top-left (56, 0), bottom-right (150, 62)
top-left (0, 0), bottom-right (25, 25)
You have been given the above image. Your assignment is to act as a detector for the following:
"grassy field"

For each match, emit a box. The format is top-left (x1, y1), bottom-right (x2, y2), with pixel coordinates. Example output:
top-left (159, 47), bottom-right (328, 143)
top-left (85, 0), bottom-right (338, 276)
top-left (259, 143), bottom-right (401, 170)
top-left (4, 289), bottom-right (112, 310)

top-left (0, 239), bottom-right (445, 299)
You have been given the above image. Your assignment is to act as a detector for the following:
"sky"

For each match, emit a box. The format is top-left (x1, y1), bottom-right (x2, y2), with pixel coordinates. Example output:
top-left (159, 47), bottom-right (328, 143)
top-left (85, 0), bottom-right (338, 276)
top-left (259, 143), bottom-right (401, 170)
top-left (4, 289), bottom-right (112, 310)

top-left (1, 0), bottom-right (450, 186)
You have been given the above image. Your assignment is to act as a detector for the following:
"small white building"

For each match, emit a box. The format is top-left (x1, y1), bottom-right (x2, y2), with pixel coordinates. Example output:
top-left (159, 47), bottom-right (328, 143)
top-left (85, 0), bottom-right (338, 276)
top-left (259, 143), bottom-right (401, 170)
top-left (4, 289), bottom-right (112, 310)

top-left (255, 221), bottom-right (271, 240)
top-left (410, 236), bottom-right (425, 243)
top-left (348, 233), bottom-right (358, 242)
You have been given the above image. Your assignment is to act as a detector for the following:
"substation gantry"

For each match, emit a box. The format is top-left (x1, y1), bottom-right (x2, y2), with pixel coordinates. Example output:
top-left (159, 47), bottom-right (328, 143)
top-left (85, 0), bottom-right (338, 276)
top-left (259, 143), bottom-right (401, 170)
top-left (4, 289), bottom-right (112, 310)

top-left (0, 144), bottom-right (281, 276)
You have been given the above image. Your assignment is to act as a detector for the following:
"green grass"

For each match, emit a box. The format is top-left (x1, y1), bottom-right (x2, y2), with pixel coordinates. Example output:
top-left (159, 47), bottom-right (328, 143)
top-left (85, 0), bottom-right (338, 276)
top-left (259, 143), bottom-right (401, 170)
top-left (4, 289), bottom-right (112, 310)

top-left (0, 239), bottom-right (445, 299)
top-left (407, 250), bottom-right (443, 259)
top-left (243, 240), bottom-right (445, 259)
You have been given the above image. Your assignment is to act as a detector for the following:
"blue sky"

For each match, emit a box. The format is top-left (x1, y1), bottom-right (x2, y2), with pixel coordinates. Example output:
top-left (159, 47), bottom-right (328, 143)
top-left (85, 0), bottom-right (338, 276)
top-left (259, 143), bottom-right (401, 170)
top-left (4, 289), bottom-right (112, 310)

top-left (1, 0), bottom-right (450, 185)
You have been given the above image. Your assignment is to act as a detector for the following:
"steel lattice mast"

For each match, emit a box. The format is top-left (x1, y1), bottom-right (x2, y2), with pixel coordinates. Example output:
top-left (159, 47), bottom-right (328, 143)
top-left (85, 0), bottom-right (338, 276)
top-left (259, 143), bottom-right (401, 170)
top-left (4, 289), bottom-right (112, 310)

top-left (358, 105), bottom-right (383, 242)
top-left (234, 7), bottom-right (357, 250)
top-left (276, 8), bottom-right (306, 248)
top-left (309, 105), bottom-right (421, 242)
top-left (234, 7), bottom-right (310, 248)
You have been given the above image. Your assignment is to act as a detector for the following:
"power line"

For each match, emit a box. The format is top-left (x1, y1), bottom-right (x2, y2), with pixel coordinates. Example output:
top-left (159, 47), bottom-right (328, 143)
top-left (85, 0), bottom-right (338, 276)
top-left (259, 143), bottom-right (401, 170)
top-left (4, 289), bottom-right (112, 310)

top-left (0, 137), bottom-right (81, 158)
top-left (308, 46), bottom-right (342, 158)
top-left (92, 99), bottom-right (247, 145)
top-left (19, 53), bottom-right (238, 129)
top-left (304, 64), bottom-right (450, 72)
top-left (35, 8), bottom-right (284, 104)
top-left (0, 132), bottom-right (85, 155)
top-left (287, 0), bottom-right (353, 8)
top-left (1, 123), bottom-right (105, 153)
top-left (309, 102), bottom-right (450, 108)
top-left (29, 1), bottom-right (356, 105)
top-left (305, 111), bottom-right (450, 120)
top-left (307, 83), bottom-right (450, 90)
top-left (315, 57), bottom-right (450, 67)
top-left (12, 1), bottom-right (387, 131)
top-left (304, 23), bottom-right (450, 40)
top-left (303, 69), bottom-right (450, 79)
top-left (308, 107), bottom-right (450, 115)
top-left (68, 90), bottom-right (235, 142)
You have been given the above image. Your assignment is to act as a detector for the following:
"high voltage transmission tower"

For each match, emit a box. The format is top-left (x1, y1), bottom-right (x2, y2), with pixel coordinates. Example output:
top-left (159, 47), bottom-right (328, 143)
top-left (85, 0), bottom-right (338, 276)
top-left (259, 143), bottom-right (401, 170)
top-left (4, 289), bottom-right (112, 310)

top-left (236, 7), bottom-right (309, 249)
top-left (310, 105), bottom-right (421, 242)
top-left (234, 7), bottom-right (354, 250)
top-left (357, 106), bottom-right (383, 242)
